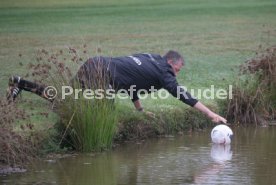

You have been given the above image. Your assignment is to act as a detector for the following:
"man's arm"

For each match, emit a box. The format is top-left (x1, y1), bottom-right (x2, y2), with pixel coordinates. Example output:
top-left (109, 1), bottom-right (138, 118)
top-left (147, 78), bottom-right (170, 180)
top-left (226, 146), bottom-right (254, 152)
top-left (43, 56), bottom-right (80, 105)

top-left (162, 73), bottom-right (227, 123)
top-left (132, 94), bottom-right (226, 123)
top-left (193, 101), bottom-right (227, 123)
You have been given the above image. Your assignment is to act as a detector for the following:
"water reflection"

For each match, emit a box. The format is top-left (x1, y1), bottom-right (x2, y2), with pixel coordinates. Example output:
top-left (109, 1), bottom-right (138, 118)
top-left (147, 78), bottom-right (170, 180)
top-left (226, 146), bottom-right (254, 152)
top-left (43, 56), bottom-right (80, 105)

top-left (194, 144), bottom-right (232, 184)
top-left (211, 144), bottom-right (232, 163)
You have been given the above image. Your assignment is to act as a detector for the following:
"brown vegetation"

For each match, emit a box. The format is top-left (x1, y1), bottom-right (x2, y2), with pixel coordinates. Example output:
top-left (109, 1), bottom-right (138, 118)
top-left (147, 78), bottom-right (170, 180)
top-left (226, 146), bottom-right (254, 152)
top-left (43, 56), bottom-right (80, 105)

top-left (0, 98), bottom-right (35, 168)
top-left (226, 46), bottom-right (276, 125)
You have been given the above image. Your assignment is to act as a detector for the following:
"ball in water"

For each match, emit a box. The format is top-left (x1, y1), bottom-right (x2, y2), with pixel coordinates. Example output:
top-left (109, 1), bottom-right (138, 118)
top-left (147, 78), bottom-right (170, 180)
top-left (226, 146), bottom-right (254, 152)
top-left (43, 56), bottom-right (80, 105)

top-left (211, 124), bottom-right (233, 144)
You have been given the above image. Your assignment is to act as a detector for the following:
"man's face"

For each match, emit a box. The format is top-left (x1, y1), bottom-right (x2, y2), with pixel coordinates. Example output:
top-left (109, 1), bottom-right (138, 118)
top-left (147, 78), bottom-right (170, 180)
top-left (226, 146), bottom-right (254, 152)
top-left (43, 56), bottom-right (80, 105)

top-left (168, 60), bottom-right (184, 76)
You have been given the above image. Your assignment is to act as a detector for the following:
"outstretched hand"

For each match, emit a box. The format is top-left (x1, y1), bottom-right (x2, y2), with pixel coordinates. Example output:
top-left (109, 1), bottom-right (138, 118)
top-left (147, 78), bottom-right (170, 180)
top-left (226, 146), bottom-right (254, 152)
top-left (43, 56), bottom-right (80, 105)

top-left (193, 102), bottom-right (228, 124)
top-left (208, 112), bottom-right (227, 124)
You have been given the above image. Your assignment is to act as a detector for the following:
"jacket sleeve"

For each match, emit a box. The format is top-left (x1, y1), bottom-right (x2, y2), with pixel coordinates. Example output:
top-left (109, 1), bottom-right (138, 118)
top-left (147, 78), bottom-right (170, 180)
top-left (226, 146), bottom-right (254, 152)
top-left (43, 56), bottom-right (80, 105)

top-left (129, 91), bottom-right (139, 102)
top-left (161, 73), bottom-right (198, 107)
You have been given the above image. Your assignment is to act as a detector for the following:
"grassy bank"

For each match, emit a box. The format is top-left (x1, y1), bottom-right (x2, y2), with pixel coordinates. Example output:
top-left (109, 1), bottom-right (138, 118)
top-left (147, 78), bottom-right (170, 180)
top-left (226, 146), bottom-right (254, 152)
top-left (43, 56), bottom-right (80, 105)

top-left (0, 0), bottom-right (276, 156)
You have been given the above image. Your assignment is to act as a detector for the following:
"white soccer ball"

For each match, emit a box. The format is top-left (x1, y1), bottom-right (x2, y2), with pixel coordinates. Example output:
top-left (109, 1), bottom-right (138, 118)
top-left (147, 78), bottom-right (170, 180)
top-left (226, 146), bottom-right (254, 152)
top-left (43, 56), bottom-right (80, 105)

top-left (211, 124), bottom-right (233, 144)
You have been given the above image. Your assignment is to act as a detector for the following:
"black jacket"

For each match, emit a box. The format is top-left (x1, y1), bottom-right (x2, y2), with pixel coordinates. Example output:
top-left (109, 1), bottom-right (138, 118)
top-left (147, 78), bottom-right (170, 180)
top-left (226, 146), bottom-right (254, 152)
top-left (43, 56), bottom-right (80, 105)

top-left (108, 53), bottom-right (198, 106)
top-left (83, 53), bottom-right (198, 107)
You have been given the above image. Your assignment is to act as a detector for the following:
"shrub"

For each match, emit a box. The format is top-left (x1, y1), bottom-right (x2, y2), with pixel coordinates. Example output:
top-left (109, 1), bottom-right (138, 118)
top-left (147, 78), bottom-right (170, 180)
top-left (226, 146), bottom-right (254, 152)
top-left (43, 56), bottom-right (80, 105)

top-left (0, 98), bottom-right (35, 167)
top-left (225, 46), bottom-right (276, 125)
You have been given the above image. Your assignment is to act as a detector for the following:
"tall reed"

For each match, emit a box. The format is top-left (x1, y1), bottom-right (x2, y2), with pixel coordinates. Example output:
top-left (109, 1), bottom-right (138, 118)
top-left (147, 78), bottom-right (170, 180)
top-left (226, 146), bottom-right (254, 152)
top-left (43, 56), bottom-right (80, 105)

top-left (60, 97), bottom-right (117, 151)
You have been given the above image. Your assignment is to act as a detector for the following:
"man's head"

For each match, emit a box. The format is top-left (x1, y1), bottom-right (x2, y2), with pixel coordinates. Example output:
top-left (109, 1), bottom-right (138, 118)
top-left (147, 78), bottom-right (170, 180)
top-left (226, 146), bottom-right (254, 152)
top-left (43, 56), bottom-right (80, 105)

top-left (163, 50), bottom-right (184, 76)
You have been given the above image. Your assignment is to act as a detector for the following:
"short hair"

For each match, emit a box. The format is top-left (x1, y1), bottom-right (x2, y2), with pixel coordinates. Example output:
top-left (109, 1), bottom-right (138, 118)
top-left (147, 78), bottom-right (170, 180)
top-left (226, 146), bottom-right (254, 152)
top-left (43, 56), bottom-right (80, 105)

top-left (163, 50), bottom-right (184, 64)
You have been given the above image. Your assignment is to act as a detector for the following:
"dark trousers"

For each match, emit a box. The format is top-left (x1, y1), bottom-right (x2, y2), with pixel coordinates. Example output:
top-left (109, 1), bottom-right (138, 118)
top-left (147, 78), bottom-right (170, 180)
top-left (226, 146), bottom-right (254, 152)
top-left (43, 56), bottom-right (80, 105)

top-left (17, 57), bottom-right (112, 102)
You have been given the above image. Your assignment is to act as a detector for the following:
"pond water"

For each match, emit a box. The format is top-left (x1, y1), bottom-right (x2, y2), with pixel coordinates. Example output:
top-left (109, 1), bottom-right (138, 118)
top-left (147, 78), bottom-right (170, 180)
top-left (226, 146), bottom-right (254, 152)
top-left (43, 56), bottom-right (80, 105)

top-left (1, 126), bottom-right (276, 185)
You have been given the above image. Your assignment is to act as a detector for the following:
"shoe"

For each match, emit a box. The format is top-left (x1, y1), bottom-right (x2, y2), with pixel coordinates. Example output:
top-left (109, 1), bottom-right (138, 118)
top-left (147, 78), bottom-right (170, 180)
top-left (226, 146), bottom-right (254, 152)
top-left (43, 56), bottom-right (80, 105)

top-left (8, 76), bottom-right (21, 87)
top-left (6, 76), bottom-right (22, 101)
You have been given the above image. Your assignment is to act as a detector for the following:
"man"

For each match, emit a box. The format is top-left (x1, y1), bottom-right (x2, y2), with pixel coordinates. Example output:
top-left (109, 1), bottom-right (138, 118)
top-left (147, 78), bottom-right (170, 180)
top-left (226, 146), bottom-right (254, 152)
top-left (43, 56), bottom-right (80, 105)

top-left (7, 50), bottom-right (227, 123)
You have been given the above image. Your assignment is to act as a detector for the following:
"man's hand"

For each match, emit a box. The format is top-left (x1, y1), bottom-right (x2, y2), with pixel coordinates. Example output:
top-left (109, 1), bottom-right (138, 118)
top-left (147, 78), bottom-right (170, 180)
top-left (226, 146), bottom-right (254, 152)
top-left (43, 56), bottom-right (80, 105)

top-left (145, 111), bottom-right (156, 119)
top-left (208, 112), bottom-right (227, 124)
top-left (133, 100), bottom-right (156, 118)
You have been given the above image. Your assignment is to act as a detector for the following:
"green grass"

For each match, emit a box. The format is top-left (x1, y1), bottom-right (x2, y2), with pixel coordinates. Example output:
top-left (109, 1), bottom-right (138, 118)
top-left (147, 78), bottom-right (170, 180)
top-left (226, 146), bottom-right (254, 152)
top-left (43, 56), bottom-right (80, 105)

top-left (0, 0), bottom-right (276, 136)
